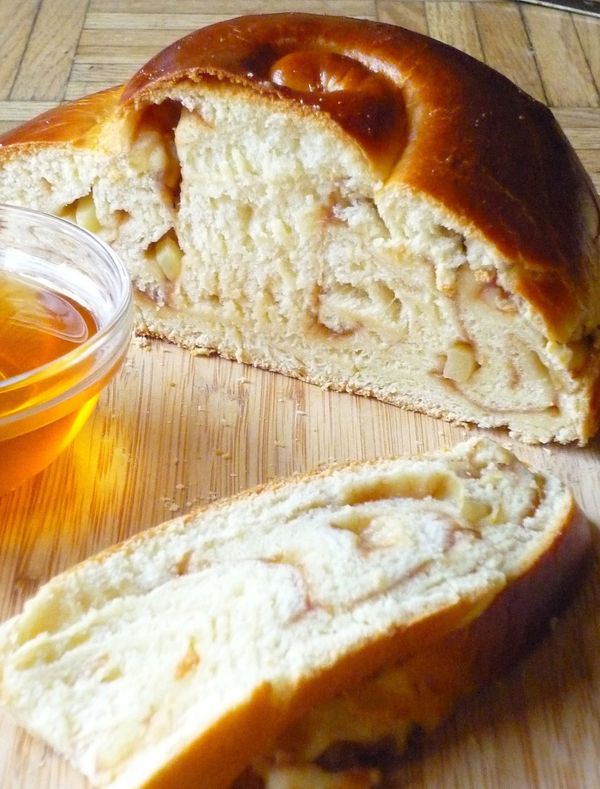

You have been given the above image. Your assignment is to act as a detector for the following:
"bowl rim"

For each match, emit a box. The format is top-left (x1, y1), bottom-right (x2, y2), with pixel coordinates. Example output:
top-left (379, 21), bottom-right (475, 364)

top-left (0, 204), bottom-right (133, 423)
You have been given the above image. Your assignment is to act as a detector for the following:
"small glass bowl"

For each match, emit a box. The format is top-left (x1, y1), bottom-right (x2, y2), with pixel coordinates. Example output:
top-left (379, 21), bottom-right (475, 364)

top-left (0, 204), bottom-right (133, 494)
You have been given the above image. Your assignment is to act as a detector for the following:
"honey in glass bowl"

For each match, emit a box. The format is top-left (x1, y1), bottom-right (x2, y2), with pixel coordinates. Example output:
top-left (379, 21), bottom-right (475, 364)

top-left (0, 272), bottom-right (98, 379)
top-left (0, 204), bottom-right (132, 495)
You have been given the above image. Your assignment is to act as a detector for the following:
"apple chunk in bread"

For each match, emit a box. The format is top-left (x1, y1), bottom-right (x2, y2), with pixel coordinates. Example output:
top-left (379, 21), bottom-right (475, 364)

top-left (0, 13), bottom-right (599, 443)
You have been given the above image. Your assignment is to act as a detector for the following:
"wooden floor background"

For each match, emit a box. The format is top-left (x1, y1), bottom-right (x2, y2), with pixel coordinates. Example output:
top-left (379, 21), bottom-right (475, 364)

top-left (0, 2), bottom-right (599, 788)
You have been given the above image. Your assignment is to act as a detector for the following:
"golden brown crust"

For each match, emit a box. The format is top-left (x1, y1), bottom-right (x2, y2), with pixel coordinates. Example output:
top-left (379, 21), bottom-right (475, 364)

top-left (123, 13), bottom-right (600, 344)
top-left (0, 15), bottom-right (598, 345)
top-left (0, 86), bottom-right (123, 151)
top-left (0, 16), bottom-right (598, 345)
top-left (138, 683), bottom-right (283, 789)
top-left (461, 505), bottom-right (591, 679)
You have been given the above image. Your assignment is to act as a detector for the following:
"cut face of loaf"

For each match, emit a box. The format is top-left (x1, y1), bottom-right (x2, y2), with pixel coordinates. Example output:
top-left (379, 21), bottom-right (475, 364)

top-left (0, 14), bottom-right (599, 444)
top-left (0, 439), bottom-right (590, 789)
top-left (0, 89), bottom-right (179, 295)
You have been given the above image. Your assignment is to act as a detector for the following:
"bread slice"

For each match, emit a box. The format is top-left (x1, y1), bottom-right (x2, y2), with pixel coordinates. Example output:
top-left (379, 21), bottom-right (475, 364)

top-left (0, 14), bottom-right (599, 444)
top-left (0, 438), bottom-right (590, 789)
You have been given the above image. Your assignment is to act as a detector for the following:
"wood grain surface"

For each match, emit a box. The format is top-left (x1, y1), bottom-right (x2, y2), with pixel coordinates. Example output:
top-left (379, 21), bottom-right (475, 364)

top-left (0, 2), bottom-right (599, 788)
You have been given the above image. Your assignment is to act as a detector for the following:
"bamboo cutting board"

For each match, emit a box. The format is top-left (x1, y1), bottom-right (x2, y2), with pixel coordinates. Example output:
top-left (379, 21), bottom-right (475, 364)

top-left (1, 2), bottom-right (600, 788)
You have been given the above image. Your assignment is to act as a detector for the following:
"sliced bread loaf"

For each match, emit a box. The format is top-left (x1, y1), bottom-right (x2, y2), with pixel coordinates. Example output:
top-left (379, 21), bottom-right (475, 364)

top-left (0, 438), bottom-right (590, 788)
top-left (0, 14), bottom-right (599, 443)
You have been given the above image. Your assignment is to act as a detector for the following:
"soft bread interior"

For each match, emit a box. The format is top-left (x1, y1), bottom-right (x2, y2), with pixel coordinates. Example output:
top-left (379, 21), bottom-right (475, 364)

top-left (0, 84), bottom-right (597, 444)
top-left (158, 87), bottom-right (591, 444)
top-left (0, 106), bottom-right (177, 299)
top-left (0, 439), bottom-right (577, 788)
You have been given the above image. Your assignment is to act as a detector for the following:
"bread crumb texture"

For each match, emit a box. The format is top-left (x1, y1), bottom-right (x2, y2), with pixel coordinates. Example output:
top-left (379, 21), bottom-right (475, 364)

top-left (0, 438), bottom-right (576, 788)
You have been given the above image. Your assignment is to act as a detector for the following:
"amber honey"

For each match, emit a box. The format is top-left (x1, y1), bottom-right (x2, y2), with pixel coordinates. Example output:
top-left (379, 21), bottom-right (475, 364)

top-left (0, 272), bottom-right (97, 379)
top-left (0, 272), bottom-right (102, 493)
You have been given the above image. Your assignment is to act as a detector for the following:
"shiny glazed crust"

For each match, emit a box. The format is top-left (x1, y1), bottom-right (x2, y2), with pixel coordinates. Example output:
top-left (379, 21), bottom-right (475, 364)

top-left (0, 86), bottom-right (123, 151)
top-left (123, 14), bottom-right (600, 341)
top-left (0, 14), bottom-right (598, 343)
top-left (123, 13), bottom-right (600, 344)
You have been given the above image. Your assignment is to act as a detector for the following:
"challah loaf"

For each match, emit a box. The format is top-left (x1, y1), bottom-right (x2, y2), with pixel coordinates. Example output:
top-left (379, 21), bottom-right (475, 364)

top-left (0, 438), bottom-right (590, 789)
top-left (0, 13), bottom-right (599, 444)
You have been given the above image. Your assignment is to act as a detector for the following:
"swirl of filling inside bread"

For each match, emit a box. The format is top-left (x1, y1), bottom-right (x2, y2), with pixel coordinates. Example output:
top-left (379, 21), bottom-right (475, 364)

top-left (0, 439), bottom-right (590, 789)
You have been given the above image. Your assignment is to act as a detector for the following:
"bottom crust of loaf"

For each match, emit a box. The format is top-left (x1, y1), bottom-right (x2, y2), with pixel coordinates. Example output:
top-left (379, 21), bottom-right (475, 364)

top-left (135, 297), bottom-right (600, 447)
